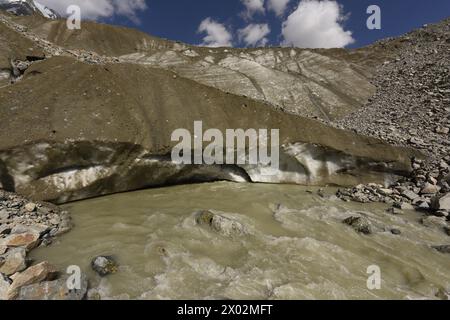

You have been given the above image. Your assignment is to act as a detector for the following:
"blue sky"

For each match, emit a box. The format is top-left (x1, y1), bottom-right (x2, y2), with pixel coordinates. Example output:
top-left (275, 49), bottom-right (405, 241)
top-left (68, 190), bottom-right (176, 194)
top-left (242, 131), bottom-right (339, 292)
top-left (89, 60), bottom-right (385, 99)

top-left (43, 0), bottom-right (450, 48)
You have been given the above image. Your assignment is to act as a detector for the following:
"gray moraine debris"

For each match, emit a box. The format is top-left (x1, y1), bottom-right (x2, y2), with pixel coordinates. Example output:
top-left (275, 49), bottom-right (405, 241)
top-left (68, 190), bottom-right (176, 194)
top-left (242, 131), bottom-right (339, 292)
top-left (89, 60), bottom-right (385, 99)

top-left (0, 190), bottom-right (84, 300)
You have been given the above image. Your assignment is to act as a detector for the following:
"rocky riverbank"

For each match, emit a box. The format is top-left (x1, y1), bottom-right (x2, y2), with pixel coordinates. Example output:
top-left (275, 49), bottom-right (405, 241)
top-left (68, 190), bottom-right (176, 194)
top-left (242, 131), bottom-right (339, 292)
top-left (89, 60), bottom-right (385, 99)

top-left (0, 190), bottom-right (87, 300)
top-left (335, 19), bottom-right (450, 225)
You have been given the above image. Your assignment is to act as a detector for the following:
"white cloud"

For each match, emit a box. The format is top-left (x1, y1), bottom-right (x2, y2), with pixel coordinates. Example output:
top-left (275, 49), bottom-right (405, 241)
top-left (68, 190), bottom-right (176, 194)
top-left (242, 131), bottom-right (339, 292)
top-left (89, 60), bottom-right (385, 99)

top-left (37, 0), bottom-right (147, 22)
top-left (281, 0), bottom-right (354, 48)
top-left (198, 18), bottom-right (233, 47)
top-left (267, 0), bottom-right (290, 16)
top-left (241, 0), bottom-right (265, 17)
top-left (238, 23), bottom-right (270, 47)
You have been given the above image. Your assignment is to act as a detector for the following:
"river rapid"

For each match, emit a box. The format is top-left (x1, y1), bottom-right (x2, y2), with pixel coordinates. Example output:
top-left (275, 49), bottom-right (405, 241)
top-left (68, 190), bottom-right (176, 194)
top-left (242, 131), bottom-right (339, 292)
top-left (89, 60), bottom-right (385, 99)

top-left (31, 182), bottom-right (450, 300)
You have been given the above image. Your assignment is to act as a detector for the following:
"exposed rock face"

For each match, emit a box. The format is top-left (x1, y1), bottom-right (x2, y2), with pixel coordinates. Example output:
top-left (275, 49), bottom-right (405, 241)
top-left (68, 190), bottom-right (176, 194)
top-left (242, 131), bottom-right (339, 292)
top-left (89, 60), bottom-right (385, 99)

top-left (0, 12), bottom-right (424, 203)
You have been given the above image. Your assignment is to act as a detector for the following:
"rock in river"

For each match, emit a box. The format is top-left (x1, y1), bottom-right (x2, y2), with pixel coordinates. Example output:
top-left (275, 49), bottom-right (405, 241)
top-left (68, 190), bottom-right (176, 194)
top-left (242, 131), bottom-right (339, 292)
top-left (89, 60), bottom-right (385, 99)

top-left (433, 245), bottom-right (450, 254)
top-left (343, 216), bottom-right (373, 235)
top-left (196, 210), bottom-right (248, 238)
top-left (91, 256), bottom-right (118, 277)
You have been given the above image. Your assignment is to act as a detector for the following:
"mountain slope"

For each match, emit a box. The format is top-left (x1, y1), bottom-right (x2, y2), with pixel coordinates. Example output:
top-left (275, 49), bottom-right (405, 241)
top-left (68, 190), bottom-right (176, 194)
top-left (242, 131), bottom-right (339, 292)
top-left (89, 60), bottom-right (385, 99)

top-left (0, 11), bottom-right (424, 203)
top-left (3, 13), bottom-right (379, 121)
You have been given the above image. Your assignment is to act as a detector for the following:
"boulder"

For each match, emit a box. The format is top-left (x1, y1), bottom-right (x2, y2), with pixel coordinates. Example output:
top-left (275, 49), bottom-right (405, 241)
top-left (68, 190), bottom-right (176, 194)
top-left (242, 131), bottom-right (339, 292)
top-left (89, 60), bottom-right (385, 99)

top-left (0, 248), bottom-right (27, 276)
top-left (0, 209), bottom-right (9, 220)
top-left (196, 210), bottom-right (248, 238)
top-left (24, 203), bottom-right (36, 213)
top-left (401, 190), bottom-right (419, 201)
top-left (377, 188), bottom-right (394, 196)
top-left (0, 273), bottom-right (11, 300)
top-left (2, 232), bottom-right (40, 250)
top-left (11, 224), bottom-right (50, 237)
top-left (420, 183), bottom-right (440, 195)
top-left (343, 216), bottom-right (373, 235)
top-left (7, 262), bottom-right (58, 299)
top-left (432, 193), bottom-right (450, 211)
top-left (91, 256), bottom-right (118, 277)
top-left (17, 274), bottom-right (88, 300)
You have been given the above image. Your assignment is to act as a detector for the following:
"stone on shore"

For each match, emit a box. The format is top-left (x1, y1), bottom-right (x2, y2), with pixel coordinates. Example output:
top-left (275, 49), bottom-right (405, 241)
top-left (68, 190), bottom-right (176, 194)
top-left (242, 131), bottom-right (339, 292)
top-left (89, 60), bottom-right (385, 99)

top-left (2, 232), bottom-right (40, 251)
top-left (11, 224), bottom-right (50, 237)
top-left (0, 273), bottom-right (11, 300)
top-left (17, 274), bottom-right (88, 300)
top-left (432, 193), bottom-right (450, 211)
top-left (0, 248), bottom-right (27, 276)
top-left (420, 183), bottom-right (440, 195)
top-left (24, 203), bottom-right (37, 213)
top-left (401, 190), bottom-right (420, 201)
top-left (7, 262), bottom-right (58, 299)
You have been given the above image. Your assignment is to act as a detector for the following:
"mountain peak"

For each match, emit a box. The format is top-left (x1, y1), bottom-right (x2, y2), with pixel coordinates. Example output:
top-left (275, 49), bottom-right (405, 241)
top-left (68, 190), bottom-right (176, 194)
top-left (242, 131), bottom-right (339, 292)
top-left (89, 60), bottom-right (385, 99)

top-left (0, 0), bottom-right (59, 19)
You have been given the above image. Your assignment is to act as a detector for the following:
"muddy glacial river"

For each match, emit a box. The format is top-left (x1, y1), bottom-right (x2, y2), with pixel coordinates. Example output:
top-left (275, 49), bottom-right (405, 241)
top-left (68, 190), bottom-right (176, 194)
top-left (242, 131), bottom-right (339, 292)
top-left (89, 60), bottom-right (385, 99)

top-left (31, 182), bottom-right (450, 300)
